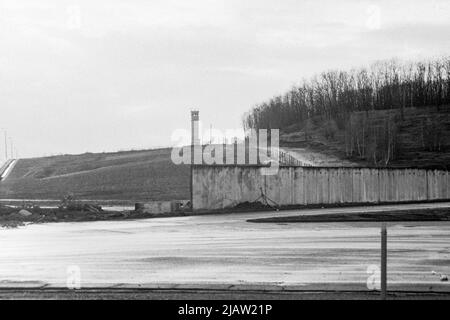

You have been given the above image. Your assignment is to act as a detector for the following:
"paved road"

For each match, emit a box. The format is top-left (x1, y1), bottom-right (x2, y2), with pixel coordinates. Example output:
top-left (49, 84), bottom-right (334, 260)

top-left (0, 159), bottom-right (16, 181)
top-left (1, 202), bottom-right (450, 291)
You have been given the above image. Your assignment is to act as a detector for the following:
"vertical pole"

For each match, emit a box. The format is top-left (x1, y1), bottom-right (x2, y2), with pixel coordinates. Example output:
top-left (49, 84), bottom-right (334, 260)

top-left (190, 159), bottom-right (193, 211)
top-left (209, 124), bottom-right (212, 145)
top-left (381, 222), bottom-right (387, 300)
top-left (4, 130), bottom-right (7, 160)
top-left (190, 110), bottom-right (199, 212)
top-left (9, 138), bottom-right (13, 159)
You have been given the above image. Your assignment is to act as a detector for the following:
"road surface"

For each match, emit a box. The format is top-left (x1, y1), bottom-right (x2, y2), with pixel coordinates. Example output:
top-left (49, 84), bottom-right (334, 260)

top-left (0, 202), bottom-right (450, 292)
top-left (0, 159), bottom-right (17, 181)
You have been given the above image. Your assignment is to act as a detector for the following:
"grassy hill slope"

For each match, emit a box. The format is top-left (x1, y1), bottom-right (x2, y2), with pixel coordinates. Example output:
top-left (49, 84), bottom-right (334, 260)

top-left (281, 106), bottom-right (450, 168)
top-left (0, 148), bottom-right (190, 201)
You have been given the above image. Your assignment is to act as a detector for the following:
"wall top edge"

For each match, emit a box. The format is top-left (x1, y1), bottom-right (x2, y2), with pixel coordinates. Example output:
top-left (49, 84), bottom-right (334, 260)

top-left (191, 164), bottom-right (449, 171)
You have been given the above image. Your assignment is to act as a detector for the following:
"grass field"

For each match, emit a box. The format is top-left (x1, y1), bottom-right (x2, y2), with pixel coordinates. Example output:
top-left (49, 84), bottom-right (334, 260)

top-left (0, 148), bottom-right (190, 201)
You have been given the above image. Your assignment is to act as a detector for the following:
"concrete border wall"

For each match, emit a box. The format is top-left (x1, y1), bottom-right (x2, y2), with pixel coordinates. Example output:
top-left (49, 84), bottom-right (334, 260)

top-left (192, 165), bottom-right (450, 210)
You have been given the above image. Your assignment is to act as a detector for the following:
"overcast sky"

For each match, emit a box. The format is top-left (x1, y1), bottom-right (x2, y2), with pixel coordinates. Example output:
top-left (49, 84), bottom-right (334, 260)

top-left (1, 0), bottom-right (449, 158)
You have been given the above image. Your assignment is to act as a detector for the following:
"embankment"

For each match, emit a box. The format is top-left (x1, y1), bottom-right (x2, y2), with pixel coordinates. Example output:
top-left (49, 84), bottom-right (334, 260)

top-left (0, 149), bottom-right (190, 201)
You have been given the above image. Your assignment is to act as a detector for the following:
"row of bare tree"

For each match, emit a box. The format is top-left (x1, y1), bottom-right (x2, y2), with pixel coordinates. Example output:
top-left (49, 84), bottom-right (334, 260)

top-left (243, 57), bottom-right (450, 131)
top-left (344, 113), bottom-right (398, 165)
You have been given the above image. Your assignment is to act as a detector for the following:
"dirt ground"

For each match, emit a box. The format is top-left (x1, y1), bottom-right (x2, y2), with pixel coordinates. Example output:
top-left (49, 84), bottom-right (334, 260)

top-left (2, 203), bottom-right (450, 288)
top-left (1, 202), bottom-right (450, 228)
top-left (0, 205), bottom-right (136, 228)
top-left (0, 205), bottom-right (191, 228)
top-left (248, 207), bottom-right (450, 223)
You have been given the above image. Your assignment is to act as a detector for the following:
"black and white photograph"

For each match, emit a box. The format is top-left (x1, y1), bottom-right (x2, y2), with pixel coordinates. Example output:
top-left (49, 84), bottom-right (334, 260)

top-left (0, 0), bottom-right (449, 306)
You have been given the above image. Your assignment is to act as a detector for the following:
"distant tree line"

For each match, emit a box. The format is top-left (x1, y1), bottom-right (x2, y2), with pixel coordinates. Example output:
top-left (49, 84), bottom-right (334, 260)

top-left (243, 57), bottom-right (450, 131)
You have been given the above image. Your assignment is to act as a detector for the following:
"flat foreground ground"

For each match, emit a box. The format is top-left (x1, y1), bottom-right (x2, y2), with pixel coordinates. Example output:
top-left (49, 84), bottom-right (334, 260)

top-left (0, 202), bottom-right (450, 297)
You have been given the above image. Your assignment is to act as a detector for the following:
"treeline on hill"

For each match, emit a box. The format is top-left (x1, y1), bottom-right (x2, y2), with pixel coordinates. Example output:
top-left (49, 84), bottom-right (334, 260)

top-left (243, 57), bottom-right (450, 165)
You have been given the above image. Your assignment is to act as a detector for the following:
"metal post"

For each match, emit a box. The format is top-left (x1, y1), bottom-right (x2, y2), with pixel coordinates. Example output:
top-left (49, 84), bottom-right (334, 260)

top-left (190, 110), bottom-right (199, 212)
top-left (9, 138), bottom-right (13, 160)
top-left (3, 130), bottom-right (7, 160)
top-left (381, 222), bottom-right (387, 300)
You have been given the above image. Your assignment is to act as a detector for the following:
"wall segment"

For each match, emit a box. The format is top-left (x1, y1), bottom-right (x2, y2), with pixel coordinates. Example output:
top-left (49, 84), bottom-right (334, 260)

top-left (192, 165), bottom-right (450, 210)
